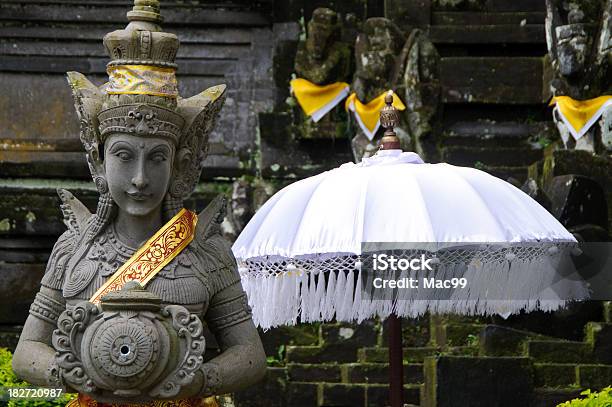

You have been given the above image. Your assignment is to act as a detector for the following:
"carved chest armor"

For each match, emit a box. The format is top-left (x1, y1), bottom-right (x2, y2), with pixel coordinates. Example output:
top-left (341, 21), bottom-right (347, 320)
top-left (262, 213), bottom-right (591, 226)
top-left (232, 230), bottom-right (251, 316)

top-left (63, 224), bottom-right (210, 315)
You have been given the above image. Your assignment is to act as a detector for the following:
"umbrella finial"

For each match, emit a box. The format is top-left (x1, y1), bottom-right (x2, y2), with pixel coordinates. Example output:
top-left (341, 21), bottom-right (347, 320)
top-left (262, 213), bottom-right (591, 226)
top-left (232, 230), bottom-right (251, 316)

top-left (380, 91), bottom-right (401, 150)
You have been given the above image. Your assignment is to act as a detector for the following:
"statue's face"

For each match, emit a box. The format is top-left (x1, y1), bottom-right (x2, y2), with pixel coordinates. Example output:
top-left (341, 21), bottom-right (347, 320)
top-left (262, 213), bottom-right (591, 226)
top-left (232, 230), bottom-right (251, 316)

top-left (306, 9), bottom-right (337, 60)
top-left (307, 21), bottom-right (334, 60)
top-left (104, 134), bottom-right (174, 217)
top-left (355, 27), bottom-right (398, 82)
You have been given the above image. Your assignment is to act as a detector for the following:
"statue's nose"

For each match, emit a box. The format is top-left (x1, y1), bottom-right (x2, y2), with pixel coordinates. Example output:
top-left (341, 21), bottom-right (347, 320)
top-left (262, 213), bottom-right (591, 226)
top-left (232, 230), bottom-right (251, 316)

top-left (131, 161), bottom-right (148, 189)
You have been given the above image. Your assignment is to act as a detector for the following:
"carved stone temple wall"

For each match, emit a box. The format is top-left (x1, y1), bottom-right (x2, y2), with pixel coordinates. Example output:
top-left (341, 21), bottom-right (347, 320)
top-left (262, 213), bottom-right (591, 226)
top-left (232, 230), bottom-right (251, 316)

top-left (0, 1), bottom-right (611, 406)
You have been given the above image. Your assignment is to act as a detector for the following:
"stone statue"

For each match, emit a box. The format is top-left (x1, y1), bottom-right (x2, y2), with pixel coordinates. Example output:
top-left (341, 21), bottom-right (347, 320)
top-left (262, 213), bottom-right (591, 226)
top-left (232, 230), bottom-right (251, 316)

top-left (294, 8), bottom-right (351, 86)
top-left (292, 8), bottom-right (352, 139)
top-left (350, 18), bottom-right (440, 161)
top-left (12, 1), bottom-right (266, 406)
top-left (352, 18), bottom-right (405, 109)
top-left (398, 28), bottom-right (442, 162)
top-left (545, 0), bottom-right (611, 153)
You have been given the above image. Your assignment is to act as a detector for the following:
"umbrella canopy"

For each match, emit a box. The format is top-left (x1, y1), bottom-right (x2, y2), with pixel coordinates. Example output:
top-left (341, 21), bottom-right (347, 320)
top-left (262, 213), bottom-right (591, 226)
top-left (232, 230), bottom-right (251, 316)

top-left (233, 150), bottom-right (587, 329)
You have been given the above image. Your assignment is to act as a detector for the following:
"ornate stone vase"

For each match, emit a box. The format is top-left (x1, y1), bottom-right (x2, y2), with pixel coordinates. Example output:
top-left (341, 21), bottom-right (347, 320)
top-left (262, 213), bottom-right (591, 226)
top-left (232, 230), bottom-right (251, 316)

top-left (52, 283), bottom-right (205, 403)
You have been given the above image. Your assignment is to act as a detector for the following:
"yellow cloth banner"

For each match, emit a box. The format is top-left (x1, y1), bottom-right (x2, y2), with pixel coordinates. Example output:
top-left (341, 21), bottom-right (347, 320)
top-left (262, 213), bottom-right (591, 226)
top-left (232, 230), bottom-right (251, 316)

top-left (290, 78), bottom-right (350, 122)
top-left (550, 95), bottom-right (612, 140)
top-left (107, 64), bottom-right (179, 98)
top-left (89, 208), bottom-right (198, 304)
top-left (345, 91), bottom-right (406, 141)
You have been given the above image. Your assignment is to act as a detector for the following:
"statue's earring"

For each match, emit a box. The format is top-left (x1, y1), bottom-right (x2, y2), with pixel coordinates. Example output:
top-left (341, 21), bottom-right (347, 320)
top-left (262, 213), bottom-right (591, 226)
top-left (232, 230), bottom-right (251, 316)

top-left (83, 144), bottom-right (115, 241)
top-left (86, 144), bottom-right (109, 195)
top-left (94, 176), bottom-right (108, 195)
top-left (169, 147), bottom-right (192, 200)
top-left (163, 147), bottom-right (191, 219)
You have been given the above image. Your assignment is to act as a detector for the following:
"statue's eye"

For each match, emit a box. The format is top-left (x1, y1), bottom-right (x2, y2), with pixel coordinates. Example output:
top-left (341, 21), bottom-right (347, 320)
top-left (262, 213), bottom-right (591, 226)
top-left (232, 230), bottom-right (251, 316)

top-left (150, 152), bottom-right (167, 163)
top-left (116, 151), bottom-right (132, 161)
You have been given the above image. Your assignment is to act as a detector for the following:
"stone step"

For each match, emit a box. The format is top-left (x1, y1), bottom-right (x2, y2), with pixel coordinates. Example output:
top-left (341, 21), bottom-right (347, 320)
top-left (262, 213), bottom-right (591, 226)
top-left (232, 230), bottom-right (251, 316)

top-left (433, 0), bottom-right (545, 13)
top-left (532, 388), bottom-right (583, 407)
top-left (444, 346), bottom-right (479, 357)
top-left (285, 322), bottom-right (379, 364)
top-left (0, 54), bottom-right (237, 77)
top-left (584, 322), bottom-right (612, 364)
top-left (440, 57), bottom-right (545, 104)
top-left (364, 384), bottom-right (421, 407)
top-left (0, 2), bottom-right (270, 26)
top-left (431, 322), bottom-right (484, 347)
top-left (423, 356), bottom-right (533, 406)
top-left (287, 363), bottom-right (342, 383)
top-left (0, 38), bottom-right (249, 59)
top-left (526, 340), bottom-right (593, 363)
top-left (576, 364), bottom-right (612, 390)
top-left (317, 383), bottom-right (421, 407)
top-left (0, 247), bottom-right (50, 264)
top-left (358, 347), bottom-right (439, 364)
top-left (432, 11), bottom-right (545, 25)
top-left (443, 120), bottom-right (533, 143)
top-left (533, 363), bottom-right (577, 388)
top-left (440, 145), bottom-right (542, 167)
top-left (480, 325), bottom-right (551, 357)
top-left (320, 322), bottom-right (378, 348)
top-left (430, 24), bottom-right (545, 45)
top-left (0, 23), bottom-right (257, 44)
top-left (344, 362), bottom-right (424, 384)
top-left (286, 345), bottom-right (358, 364)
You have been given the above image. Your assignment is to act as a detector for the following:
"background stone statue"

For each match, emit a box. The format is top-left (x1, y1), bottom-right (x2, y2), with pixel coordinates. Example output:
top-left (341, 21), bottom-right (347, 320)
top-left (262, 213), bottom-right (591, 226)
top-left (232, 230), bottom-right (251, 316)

top-left (11, 1), bottom-right (266, 405)
top-left (545, 0), bottom-right (611, 153)
top-left (397, 29), bottom-right (442, 162)
top-left (294, 7), bottom-right (351, 85)
top-left (293, 7), bottom-right (352, 139)
top-left (350, 17), bottom-right (440, 161)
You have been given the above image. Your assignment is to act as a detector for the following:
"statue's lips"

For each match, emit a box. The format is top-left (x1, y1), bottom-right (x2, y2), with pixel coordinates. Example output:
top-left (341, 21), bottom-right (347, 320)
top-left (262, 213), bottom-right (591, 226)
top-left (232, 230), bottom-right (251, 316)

top-left (126, 192), bottom-right (151, 201)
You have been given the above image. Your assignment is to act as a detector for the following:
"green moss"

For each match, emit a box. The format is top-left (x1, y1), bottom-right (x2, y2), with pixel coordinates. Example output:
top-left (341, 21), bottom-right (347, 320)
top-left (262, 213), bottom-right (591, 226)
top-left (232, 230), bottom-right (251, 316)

top-left (267, 344), bottom-right (286, 367)
top-left (0, 218), bottom-right (11, 232)
top-left (442, 323), bottom-right (484, 347)
top-left (584, 322), bottom-right (602, 345)
top-left (0, 348), bottom-right (76, 406)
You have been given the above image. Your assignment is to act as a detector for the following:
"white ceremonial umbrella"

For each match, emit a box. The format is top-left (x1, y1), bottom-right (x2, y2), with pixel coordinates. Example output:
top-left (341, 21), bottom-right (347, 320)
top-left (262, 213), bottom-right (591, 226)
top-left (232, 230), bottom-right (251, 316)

top-left (233, 151), bottom-right (587, 329)
top-left (232, 95), bottom-right (588, 406)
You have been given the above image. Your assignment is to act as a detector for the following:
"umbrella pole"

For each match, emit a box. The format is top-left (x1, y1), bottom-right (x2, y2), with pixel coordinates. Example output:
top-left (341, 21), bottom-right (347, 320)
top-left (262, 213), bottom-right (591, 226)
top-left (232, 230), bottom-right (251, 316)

top-left (388, 314), bottom-right (404, 407)
top-left (381, 92), bottom-right (404, 406)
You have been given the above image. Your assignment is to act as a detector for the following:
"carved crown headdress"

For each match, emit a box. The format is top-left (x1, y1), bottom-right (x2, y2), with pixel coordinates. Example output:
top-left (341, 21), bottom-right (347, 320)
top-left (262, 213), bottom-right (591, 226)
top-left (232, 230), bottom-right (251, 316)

top-left (67, 0), bottom-right (226, 238)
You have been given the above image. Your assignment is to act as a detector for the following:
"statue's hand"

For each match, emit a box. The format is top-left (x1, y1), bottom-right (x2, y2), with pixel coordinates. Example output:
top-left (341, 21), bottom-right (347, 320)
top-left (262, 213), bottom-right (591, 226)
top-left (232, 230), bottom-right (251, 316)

top-left (167, 370), bottom-right (205, 400)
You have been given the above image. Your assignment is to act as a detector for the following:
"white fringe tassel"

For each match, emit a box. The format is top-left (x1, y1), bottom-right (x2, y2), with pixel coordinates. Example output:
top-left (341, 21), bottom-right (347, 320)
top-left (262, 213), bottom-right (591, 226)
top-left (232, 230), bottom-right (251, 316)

top-left (240, 253), bottom-right (589, 330)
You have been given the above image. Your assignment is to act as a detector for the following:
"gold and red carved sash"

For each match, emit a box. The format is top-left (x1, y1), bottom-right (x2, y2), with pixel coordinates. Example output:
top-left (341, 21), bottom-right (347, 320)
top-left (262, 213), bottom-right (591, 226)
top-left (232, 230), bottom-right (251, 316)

top-left (89, 208), bottom-right (198, 304)
top-left (66, 393), bottom-right (219, 407)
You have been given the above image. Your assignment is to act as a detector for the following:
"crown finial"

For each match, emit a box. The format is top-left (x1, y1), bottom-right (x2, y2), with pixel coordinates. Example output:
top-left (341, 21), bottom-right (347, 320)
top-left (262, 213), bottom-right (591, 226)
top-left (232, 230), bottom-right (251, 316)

top-left (127, 0), bottom-right (162, 24)
top-left (380, 91), bottom-right (401, 150)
